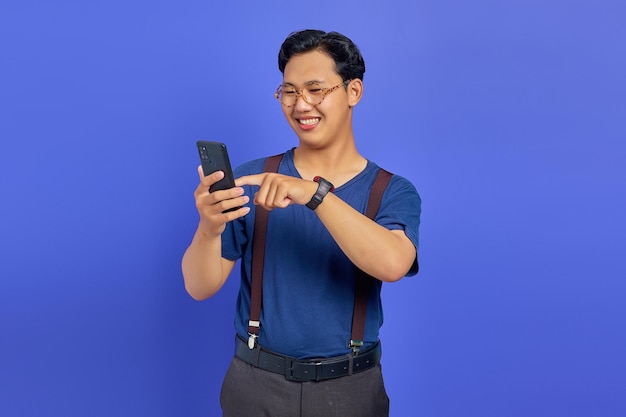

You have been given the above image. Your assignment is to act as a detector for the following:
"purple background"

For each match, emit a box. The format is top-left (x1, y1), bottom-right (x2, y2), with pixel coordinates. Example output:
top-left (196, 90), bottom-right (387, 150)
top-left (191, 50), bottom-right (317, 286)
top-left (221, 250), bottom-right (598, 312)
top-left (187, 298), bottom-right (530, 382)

top-left (1, 1), bottom-right (625, 416)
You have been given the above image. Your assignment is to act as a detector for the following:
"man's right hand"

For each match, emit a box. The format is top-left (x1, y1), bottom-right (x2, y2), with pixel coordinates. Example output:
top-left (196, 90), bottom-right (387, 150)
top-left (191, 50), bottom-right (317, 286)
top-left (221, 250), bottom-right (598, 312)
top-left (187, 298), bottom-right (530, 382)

top-left (194, 166), bottom-right (250, 238)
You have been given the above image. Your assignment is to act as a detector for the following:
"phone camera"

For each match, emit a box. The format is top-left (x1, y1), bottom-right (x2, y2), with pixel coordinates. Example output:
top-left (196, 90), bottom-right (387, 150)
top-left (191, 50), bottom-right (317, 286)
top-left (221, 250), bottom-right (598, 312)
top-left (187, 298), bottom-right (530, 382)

top-left (199, 146), bottom-right (209, 160)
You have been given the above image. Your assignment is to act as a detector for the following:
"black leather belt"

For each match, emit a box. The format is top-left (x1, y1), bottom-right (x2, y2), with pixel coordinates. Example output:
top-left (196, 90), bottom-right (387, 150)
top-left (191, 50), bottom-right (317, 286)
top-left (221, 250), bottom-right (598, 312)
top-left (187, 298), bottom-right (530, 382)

top-left (234, 335), bottom-right (381, 382)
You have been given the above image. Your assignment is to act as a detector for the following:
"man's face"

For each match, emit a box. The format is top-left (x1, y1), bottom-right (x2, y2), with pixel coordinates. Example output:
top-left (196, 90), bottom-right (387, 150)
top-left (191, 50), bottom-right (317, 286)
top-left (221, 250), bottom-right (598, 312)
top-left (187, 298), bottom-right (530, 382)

top-left (281, 50), bottom-right (356, 149)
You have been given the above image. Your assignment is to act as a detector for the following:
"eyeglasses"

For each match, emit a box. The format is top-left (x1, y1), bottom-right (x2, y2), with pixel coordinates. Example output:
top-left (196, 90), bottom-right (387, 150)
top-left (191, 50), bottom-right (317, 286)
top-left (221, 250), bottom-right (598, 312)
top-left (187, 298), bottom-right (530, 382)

top-left (274, 80), bottom-right (350, 107)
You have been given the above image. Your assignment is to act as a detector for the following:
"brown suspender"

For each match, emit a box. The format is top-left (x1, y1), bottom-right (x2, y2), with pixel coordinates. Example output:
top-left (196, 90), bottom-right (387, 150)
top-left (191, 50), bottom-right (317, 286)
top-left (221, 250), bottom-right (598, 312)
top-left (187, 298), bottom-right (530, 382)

top-left (247, 153), bottom-right (393, 354)
top-left (349, 168), bottom-right (392, 353)
top-left (247, 154), bottom-right (282, 349)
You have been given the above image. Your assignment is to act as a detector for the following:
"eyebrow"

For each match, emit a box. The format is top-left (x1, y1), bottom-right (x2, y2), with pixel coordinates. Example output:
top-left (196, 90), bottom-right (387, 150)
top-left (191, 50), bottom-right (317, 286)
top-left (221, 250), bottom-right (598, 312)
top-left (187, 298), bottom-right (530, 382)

top-left (282, 80), bottom-right (325, 87)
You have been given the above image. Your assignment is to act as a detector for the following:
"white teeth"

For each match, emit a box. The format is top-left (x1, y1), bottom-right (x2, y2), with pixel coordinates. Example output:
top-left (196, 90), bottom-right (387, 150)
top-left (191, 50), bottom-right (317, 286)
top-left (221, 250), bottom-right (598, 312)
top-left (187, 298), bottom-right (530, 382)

top-left (299, 118), bottom-right (320, 125)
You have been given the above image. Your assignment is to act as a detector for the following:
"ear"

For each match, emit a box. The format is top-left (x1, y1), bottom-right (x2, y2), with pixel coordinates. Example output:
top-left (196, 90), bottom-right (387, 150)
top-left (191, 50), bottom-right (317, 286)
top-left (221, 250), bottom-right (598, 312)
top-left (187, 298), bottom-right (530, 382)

top-left (347, 79), bottom-right (363, 107)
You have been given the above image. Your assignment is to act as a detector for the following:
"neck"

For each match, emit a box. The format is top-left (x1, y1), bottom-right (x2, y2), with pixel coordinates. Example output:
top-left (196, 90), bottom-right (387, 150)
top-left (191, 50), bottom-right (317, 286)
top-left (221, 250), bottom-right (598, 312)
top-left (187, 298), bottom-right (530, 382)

top-left (293, 140), bottom-right (367, 187)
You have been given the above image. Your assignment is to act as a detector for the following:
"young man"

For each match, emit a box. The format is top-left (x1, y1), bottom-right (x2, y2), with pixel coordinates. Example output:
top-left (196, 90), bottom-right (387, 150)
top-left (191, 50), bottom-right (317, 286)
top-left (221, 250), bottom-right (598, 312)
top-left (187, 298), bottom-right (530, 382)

top-left (182, 30), bottom-right (421, 416)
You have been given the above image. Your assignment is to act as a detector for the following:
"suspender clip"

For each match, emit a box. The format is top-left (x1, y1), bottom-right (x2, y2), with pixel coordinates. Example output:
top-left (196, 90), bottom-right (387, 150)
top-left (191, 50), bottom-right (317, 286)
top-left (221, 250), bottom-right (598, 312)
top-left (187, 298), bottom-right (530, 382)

top-left (248, 333), bottom-right (258, 349)
top-left (248, 320), bottom-right (260, 349)
top-left (349, 339), bottom-right (363, 355)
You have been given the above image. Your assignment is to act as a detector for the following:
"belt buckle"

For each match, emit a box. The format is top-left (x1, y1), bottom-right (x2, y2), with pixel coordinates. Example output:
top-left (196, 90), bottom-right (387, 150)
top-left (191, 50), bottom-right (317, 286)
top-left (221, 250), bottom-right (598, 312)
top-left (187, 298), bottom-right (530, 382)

top-left (285, 357), bottom-right (299, 381)
top-left (312, 361), bottom-right (322, 381)
top-left (286, 358), bottom-right (322, 382)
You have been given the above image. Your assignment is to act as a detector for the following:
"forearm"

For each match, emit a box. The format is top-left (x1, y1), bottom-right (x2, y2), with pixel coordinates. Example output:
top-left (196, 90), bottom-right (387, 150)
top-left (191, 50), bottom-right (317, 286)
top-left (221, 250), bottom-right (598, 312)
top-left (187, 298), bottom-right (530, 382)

top-left (235, 171), bottom-right (417, 281)
top-left (315, 193), bottom-right (416, 282)
top-left (181, 228), bottom-right (233, 300)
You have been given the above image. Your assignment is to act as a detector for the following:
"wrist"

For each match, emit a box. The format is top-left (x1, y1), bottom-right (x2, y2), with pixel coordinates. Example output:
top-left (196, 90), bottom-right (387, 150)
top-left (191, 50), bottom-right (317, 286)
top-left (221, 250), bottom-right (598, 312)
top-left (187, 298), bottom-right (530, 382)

top-left (196, 220), bottom-right (224, 240)
top-left (306, 176), bottom-right (334, 210)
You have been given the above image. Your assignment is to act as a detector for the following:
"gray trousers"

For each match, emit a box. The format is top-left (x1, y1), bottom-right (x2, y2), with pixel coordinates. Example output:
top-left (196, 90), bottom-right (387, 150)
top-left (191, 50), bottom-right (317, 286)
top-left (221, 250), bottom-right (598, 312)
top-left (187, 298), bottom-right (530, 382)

top-left (220, 357), bottom-right (390, 417)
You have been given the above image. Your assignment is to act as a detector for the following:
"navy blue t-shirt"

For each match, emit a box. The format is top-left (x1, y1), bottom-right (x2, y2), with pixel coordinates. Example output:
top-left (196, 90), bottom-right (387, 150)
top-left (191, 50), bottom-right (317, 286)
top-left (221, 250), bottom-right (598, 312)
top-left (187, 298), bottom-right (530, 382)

top-left (221, 148), bottom-right (421, 359)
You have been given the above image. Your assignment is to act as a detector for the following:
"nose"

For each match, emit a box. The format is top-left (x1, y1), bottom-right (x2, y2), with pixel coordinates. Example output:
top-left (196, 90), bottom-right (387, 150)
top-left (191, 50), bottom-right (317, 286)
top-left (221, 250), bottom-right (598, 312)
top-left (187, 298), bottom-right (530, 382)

top-left (293, 92), bottom-right (314, 111)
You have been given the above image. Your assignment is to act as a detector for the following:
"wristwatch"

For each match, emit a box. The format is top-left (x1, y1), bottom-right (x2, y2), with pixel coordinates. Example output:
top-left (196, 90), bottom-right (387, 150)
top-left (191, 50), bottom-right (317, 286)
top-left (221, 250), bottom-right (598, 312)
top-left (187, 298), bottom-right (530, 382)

top-left (306, 176), bottom-right (334, 210)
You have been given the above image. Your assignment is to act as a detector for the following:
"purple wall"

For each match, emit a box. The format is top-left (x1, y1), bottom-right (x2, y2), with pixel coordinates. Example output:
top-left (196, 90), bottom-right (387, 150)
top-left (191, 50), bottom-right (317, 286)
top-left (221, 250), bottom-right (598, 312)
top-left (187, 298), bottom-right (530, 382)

top-left (1, 1), bottom-right (625, 416)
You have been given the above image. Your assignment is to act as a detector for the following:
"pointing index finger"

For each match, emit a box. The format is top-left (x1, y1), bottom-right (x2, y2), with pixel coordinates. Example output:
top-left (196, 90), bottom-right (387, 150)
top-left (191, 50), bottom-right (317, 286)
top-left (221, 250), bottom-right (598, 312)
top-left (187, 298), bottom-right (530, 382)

top-left (235, 173), bottom-right (265, 187)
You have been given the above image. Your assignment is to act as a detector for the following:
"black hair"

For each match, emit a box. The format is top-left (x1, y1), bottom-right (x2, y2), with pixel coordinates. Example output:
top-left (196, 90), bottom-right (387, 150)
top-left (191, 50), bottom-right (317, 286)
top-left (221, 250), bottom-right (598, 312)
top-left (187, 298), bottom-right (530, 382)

top-left (278, 30), bottom-right (366, 82)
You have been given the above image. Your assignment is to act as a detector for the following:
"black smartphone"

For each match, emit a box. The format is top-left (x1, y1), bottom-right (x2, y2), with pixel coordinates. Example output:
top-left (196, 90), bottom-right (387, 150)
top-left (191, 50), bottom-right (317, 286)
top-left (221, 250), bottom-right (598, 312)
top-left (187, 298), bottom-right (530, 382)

top-left (196, 141), bottom-right (240, 212)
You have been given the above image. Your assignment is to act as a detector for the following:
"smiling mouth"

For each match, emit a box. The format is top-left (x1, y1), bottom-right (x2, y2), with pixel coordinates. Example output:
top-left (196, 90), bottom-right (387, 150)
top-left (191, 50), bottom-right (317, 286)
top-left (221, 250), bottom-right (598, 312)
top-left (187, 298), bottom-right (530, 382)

top-left (297, 117), bottom-right (320, 126)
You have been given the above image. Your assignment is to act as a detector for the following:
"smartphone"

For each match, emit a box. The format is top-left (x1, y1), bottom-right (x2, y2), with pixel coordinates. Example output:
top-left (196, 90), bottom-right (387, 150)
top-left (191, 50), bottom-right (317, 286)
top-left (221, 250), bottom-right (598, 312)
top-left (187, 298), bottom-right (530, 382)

top-left (196, 140), bottom-right (240, 212)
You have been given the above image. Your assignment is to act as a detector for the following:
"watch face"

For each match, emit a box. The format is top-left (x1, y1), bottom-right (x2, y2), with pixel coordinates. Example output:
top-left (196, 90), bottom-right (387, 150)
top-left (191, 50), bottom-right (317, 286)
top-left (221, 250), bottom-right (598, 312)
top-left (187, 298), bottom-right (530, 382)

top-left (318, 182), bottom-right (331, 193)
top-left (317, 177), bottom-right (334, 192)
